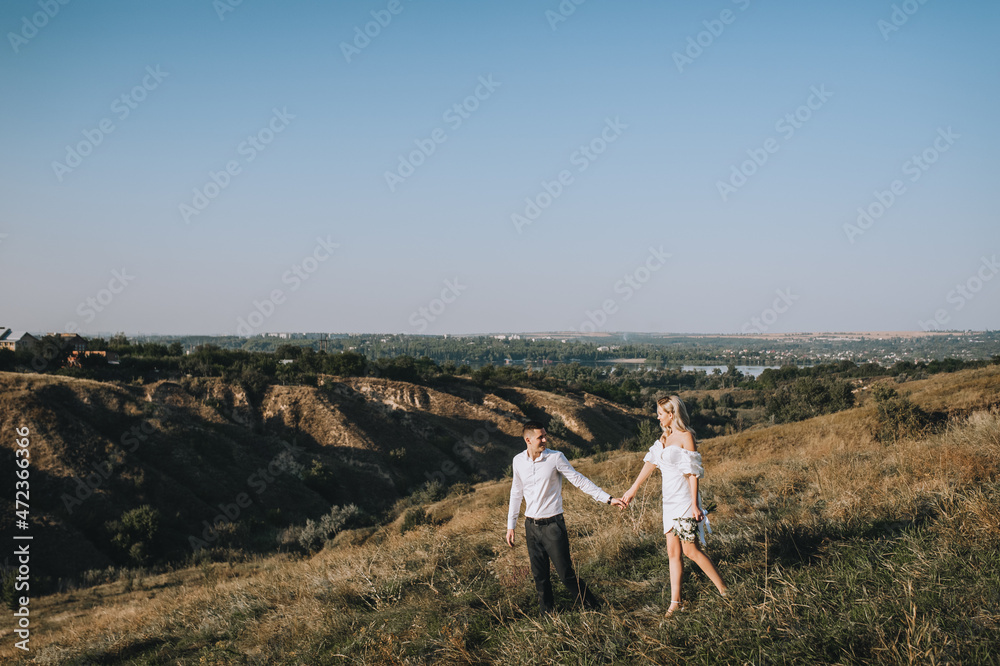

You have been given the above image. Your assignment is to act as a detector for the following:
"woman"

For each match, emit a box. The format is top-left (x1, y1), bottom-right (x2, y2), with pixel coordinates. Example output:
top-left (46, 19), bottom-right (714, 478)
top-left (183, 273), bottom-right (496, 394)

top-left (621, 395), bottom-right (726, 615)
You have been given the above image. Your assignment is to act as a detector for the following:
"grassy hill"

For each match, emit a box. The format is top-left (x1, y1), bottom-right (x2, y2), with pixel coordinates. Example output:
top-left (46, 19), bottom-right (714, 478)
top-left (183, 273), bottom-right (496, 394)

top-left (2, 367), bottom-right (999, 664)
top-left (0, 371), bottom-right (643, 582)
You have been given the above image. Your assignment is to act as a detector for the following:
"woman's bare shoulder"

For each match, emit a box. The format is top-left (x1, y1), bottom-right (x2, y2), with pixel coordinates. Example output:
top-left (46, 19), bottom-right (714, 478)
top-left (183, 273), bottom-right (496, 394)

top-left (678, 430), bottom-right (697, 452)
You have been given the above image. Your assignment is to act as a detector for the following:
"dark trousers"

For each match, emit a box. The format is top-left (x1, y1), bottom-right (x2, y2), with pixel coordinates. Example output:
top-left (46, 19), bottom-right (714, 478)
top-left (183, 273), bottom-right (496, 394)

top-left (524, 514), bottom-right (600, 613)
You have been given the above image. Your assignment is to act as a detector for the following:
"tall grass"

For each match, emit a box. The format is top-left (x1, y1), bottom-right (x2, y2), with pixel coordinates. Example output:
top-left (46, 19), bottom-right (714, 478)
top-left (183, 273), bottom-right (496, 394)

top-left (11, 405), bottom-right (1000, 665)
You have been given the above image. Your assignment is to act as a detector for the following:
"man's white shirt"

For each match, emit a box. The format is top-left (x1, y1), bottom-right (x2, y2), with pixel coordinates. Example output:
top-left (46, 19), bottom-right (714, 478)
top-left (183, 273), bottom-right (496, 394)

top-left (507, 448), bottom-right (611, 530)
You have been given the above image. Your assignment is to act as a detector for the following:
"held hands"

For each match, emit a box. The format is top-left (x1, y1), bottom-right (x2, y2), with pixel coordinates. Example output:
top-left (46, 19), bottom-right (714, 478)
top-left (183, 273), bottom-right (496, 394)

top-left (506, 498), bottom-right (632, 546)
top-left (619, 487), bottom-right (637, 510)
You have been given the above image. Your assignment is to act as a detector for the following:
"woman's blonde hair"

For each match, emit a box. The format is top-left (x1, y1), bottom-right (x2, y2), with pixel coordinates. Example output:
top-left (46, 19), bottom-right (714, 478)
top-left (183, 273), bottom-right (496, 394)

top-left (657, 395), bottom-right (696, 440)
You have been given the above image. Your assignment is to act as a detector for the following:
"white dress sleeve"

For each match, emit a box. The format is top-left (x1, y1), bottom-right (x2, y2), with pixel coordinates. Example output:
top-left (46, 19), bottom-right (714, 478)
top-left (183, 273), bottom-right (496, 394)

top-left (642, 441), bottom-right (660, 467)
top-left (671, 447), bottom-right (705, 478)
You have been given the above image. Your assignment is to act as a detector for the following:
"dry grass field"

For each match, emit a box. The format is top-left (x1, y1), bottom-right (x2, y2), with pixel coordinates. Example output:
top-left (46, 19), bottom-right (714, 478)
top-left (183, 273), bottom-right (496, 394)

top-left (3, 367), bottom-right (999, 664)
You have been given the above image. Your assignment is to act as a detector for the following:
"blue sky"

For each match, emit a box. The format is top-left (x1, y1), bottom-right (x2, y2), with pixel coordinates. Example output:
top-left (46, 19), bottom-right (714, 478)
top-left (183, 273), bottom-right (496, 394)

top-left (1, 0), bottom-right (998, 336)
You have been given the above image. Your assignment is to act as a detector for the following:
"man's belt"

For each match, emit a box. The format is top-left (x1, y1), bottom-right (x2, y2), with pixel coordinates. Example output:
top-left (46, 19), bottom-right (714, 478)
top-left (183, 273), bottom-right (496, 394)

top-left (526, 513), bottom-right (562, 526)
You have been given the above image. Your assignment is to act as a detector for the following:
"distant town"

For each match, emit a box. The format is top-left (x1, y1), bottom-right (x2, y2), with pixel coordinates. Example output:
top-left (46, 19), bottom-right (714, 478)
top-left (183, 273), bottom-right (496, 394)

top-left (3, 327), bottom-right (998, 371)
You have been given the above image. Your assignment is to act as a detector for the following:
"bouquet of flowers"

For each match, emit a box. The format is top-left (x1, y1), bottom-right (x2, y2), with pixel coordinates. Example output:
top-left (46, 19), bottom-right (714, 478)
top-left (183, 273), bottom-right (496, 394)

top-left (673, 517), bottom-right (700, 543)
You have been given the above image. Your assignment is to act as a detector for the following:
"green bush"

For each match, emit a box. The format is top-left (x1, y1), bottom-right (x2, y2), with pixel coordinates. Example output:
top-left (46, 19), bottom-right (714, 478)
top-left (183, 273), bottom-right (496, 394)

top-left (392, 479), bottom-right (447, 516)
top-left (445, 482), bottom-right (475, 498)
top-left (870, 383), bottom-right (931, 443)
top-left (105, 505), bottom-right (161, 566)
top-left (0, 567), bottom-right (16, 610)
top-left (766, 377), bottom-right (855, 423)
top-left (400, 507), bottom-right (432, 534)
top-left (302, 459), bottom-right (339, 499)
top-left (637, 420), bottom-right (660, 447)
top-left (619, 437), bottom-right (646, 452)
top-left (546, 415), bottom-right (569, 438)
top-left (291, 504), bottom-right (362, 552)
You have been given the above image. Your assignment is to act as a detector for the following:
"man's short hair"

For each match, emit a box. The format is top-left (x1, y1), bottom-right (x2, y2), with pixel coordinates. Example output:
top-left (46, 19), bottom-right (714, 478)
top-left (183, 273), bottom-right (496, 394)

top-left (522, 420), bottom-right (546, 437)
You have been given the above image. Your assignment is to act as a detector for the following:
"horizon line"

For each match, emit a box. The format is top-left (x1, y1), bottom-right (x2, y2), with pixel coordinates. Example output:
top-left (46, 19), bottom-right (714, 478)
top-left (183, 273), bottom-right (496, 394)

top-left (20, 329), bottom-right (993, 339)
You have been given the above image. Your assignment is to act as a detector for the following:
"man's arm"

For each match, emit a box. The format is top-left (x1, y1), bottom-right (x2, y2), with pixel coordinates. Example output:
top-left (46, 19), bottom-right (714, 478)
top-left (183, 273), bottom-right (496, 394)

top-left (554, 452), bottom-right (613, 505)
top-left (505, 461), bottom-right (524, 547)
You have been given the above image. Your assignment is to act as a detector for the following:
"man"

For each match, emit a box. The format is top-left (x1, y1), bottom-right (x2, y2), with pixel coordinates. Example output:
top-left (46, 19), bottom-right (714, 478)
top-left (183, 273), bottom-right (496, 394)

top-left (506, 420), bottom-right (624, 614)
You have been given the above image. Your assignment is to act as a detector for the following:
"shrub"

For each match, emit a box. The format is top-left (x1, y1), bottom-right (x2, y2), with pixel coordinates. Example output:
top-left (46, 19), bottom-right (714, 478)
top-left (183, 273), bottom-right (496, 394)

top-left (619, 436), bottom-right (646, 452)
top-left (446, 482), bottom-right (475, 498)
top-left (285, 504), bottom-right (362, 553)
top-left (105, 505), bottom-right (161, 566)
top-left (637, 420), bottom-right (660, 447)
top-left (417, 479), bottom-right (446, 503)
top-left (391, 479), bottom-right (447, 517)
top-left (547, 415), bottom-right (569, 438)
top-left (222, 364), bottom-right (273, 404)
top-left (0, 567), bottom-right (16, 610)
top-left (766, 377), bottom-right (855, 423)
top-left (400, 507), bottom-right (432, 534)
top-left (302, 459), bottom-right (338, 499)
top-left (870, 383), bottom-right (931, 443)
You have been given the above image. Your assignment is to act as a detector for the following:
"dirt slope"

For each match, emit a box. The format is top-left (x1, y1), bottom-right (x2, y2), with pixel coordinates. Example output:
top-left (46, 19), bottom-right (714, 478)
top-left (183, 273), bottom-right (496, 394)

top-left (0, 372), bottom-right (644, 580)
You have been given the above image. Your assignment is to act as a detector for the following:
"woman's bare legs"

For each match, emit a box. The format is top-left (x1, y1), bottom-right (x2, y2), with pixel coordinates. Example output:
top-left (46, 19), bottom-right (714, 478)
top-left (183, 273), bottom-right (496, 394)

top-left (680, 540), bottom-right (727, 595)
top-left (665, 531), bottom-right (684, 610)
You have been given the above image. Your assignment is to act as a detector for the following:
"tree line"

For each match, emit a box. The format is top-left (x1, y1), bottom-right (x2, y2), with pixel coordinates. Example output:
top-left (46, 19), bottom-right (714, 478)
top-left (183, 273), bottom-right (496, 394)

top-left (3, 334), bottom-right (996, 438)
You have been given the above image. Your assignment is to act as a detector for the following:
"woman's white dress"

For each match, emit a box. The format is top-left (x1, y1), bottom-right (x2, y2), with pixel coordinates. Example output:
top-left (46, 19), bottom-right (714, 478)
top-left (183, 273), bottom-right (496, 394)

top-left (644, 440), bottom-right (711, 545)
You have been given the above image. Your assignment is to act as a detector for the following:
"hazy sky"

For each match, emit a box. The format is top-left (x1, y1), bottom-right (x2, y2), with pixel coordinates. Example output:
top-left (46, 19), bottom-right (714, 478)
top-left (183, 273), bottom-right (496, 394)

top-left (2, 0), bottom-right (998, 336)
